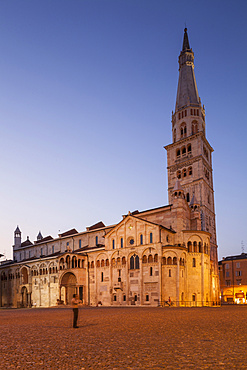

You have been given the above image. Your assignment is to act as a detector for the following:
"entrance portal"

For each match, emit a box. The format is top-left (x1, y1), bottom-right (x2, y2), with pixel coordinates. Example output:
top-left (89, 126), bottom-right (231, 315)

top-left (60, 272), bottom-right (77, 305)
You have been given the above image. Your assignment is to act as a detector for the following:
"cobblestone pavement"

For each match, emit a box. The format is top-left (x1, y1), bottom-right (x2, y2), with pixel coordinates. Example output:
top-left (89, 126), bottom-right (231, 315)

top-left (0, 305), bottom-right (247, 369)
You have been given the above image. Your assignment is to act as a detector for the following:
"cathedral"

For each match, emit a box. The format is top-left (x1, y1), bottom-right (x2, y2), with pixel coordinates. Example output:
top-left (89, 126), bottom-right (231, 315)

top-left (0, 29), bottom-right (220, 308)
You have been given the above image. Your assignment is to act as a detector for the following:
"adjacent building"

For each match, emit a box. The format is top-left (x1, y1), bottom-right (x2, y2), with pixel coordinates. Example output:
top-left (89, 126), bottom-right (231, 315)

top-left (219, 253), bottom-right (247, 304)
top-left (0, 28), bottom-right (220, 308)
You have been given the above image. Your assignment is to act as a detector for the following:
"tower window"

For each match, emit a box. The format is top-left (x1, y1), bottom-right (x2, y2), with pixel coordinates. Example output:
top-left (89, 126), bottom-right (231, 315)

top-left (192, 258), bottom-right (196, 267)
top-left (183, 168), bottom-right (187, 178)
top-left (112, 239), bottom-right (115, 249)
top-left (150, 267), bottom-right (153, 276)
top-left (121, 237), bottom-right (123, 248)
top-left (95, 236), bottom-right (98, 245)
top-left (186, 193), bottom-right (190, 202)
top-left (188, 167), bottom-right (192, 176)
top-left (176, 149), bottom-right (181, 158)
top-left (187, 144), bottom-right (191, 153)
top-left (182, 146), bottom-right (186, 156)
top-left (150, 233), bottom-right (153, 243)
top-left (177, 170), bottom-right (181, 179)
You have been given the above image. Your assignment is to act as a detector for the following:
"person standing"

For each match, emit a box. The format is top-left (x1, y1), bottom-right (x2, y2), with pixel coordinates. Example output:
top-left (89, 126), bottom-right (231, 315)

top-left (71, 294), bottom-right (81, 328)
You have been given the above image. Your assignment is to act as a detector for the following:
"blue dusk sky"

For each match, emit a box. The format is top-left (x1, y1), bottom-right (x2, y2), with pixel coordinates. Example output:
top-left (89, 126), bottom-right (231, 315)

top-left (0, 0), bottom-right (246, 261)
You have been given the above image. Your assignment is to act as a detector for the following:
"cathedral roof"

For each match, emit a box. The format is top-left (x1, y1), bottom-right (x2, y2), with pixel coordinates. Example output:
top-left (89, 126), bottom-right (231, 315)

top-left (87, 221), bottom-right (105, 231)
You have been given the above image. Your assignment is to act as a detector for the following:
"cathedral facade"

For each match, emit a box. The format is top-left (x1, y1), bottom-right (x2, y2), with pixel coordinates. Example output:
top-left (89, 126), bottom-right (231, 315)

top-left (0, 29), bottom-right (220, 308)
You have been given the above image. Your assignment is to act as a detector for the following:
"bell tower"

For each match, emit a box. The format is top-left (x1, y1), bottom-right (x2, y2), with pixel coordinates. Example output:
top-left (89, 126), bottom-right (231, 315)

top-left (165, 28), bottom-right (218, 269)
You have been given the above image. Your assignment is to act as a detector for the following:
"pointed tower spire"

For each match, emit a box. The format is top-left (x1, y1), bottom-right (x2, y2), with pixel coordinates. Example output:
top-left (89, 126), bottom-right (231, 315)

top-left (175, 28), bottom-right (200, 111)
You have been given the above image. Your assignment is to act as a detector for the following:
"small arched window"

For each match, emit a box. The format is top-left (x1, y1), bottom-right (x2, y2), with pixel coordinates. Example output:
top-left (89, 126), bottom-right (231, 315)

top-left (120, 237), bottom-right (123, 248)
top-left (186, 193), bottom-right (190, 202)
top-left (150, 267), bottom-right (153, 276)
top-left (176, 149), bottom-right (181, 158)
top-left (101, 260), bottom-right (104, 267)
top-left (167, 257), bottom-right (172, 265)
top-left (148, 255), bottom-right (153, 263)
top-left (192, 258), bottom-right (196, 267)
top-left (187, 241), bottom-right (192, 252)
top-left (95, 236), bottom-right (98, 245)
top-left (150, 233), bottom-right (153, 244)
top-left (106, 259), bottom-right (109, 266)
top-left (112, 258), bottom-right (116, 267)
top-left (162, 257), bottom-right (166, 265)
top-left (173, 257), bottom-right (177, 265)
top-left (96, 260), bottom-right (100, 267)
top-left (169, 269), bottom-right (171, 277)
top-left (122, 257), bottom-right (126, 265)
top-left (183, 168), bottom-right (187, 178)
top-left (140, 234), bottom-right (143, 245)
top-left (154, 254), bottom-right (158, 263)
top-left (112, 239), bottom-right (115, 249)
top-left (142, 255), bottom-right (147, 263)
top-left (177, 170), bottom-right (181, 179)
top-left (193, 241), bottom-right (198, 253)
top-left (182, 146), bottom-right (186, 156)
top-left (188, 167), bottom-right (192, 176)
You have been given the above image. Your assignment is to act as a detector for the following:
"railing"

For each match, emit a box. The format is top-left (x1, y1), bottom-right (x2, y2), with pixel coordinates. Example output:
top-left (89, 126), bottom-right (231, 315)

top-left (158, 300), bottom-right (221, 307)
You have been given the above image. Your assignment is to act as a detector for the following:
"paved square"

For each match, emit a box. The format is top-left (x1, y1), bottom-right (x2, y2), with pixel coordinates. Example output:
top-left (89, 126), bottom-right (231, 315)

top-left (0, 306), bottom-right (246, 369)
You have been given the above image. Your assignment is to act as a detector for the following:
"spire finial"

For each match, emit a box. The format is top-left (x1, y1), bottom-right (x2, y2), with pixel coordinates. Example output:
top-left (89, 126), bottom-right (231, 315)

top-left (182, 27), bottom-right (190, 51)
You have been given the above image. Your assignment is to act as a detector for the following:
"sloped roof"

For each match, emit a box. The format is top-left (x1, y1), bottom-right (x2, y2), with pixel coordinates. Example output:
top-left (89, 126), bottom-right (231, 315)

top-left (59, 229), bottom-right (78, 237)
top-left (87, 221), bottom-right (105, 231)
top-left (21, 238), bottom-right (33, 247)
top-left (35, 236), bottom-right (53, 244)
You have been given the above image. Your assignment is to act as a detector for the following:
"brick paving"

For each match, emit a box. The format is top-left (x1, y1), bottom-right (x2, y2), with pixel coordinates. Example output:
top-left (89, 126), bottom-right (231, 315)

top-left (0, 305), bottom-right (246, 369)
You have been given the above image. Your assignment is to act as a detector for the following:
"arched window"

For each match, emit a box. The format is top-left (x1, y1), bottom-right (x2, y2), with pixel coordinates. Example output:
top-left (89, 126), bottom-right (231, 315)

top-left (101, 259), bottom-right (104, 267)
top-left (117, 257), bottom-right (121, 264)
top-left (176, 149), bottom-right (181, 158)
top-left (193, 241), bottom-right (198, 253)
top-left (95, 236), bottom-right (98, 245)
top-left (142, 255), bottom-right (147, 263)
top-left (91, 261), bottom-right (94, 268)
top-left (112, 258), bottom-right (116, 267)
top-left (199, 242), bottom-right (203, 253)
top-left (169, 269), bottom-right (171, 277)
top-left (192, 258), bottom-right (196, 267)
top-left (167, 257), bottom-right (172, 265)
top-left (101, 272), bottom-right (103, 282)
top-left (148, 255), bottom-right (153, 263)
top-left (182, 146), bottom-right (186, 156)
top-left (78, 260), bottom-right (81, 268)
top-left (150, 267), bottom-right (153, 276)
top-left (122, 257), bottom-right (126, 265)
top-left (120, 237), bottom-right (123, 248)
top-left (140, 234), bottom-right (143, 245)
top-left (188, 167), bottom-right (192, 176)
top-left (187, 144), bottom-right (191, 153)
top-left (130, 255), bottom-right (140, 270)
top-left (183, 168), bottom-right (187, 178)
top-left (173, 257), bottom-right (177, 265)
top-left (150, 233), bottom-right (153, 243)
top-left (180, 123), bottom-right (187, 138)
top-left (177, 170), bottom-right (181, 179)
top-left (106, 259), bottom-right (109, 266)
top-left (162, 257), bottom-right (166, 265)
top-left (186, 193), bottom-right (190, 202)
top-left (130, 256), bottom-right (135, 270)
top-left (96, 260), bottom-right (100, 267)
top-left (187, 241), bottom-right (192, 252)
top-left (154, 254), bottom-right (158, 263)
top-left (112, 239), bottom-right (115, 249)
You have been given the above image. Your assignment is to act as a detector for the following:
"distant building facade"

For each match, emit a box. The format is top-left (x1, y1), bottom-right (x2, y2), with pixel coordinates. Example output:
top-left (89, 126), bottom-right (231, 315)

top-left (0, 29), bottom-right (220, 308)
top-left (219, 253), bottom-right (247, 304)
